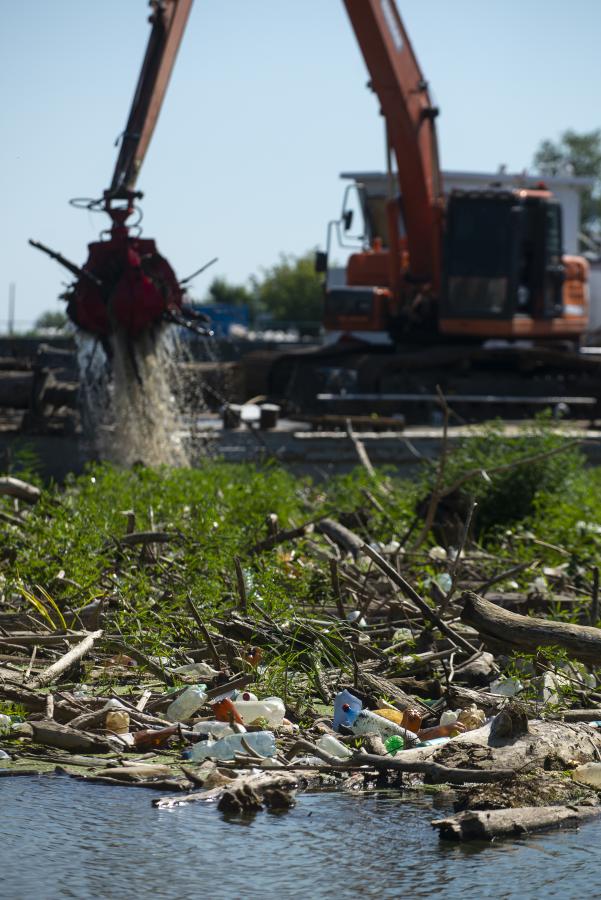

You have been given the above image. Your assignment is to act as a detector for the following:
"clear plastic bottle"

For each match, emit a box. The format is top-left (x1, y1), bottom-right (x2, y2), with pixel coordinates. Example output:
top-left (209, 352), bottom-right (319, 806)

top-left (192, 720), bottom-right (241, 739)
top-left (0, 714), bottom-right (11, 733)
top-left (188, 730), bottom-right (276, 761)
top-left (232, 697), bottom-right (285, 726)
top-left (166, 685), bottom-right (207, 722)
top-left (316, 734), bottom-right (352, 759)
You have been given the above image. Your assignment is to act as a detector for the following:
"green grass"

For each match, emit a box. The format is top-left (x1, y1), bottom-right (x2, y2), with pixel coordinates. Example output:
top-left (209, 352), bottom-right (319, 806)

top-left (0, 414), bottom-right (599, 670)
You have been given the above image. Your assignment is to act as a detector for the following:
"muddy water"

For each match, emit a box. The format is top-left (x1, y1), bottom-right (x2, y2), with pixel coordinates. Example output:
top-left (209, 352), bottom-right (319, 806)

top-left (3, 776), bottom-right (601, 899)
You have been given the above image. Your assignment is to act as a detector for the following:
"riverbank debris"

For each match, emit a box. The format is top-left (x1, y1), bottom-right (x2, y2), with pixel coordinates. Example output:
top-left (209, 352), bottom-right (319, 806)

top-left (2, 443), bottom-right (601, 840)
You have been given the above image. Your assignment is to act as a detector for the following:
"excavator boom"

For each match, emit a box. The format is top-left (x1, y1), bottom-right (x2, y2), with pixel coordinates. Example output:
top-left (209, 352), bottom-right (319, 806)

top-left (343, 0), bottom-right (442, 288)
top-left (110, 0), bottom-right (194, 197)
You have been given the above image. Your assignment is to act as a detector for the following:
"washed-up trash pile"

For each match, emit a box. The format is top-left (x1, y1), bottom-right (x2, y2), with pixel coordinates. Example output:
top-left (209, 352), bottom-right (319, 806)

top-left (3, 459), bottom-right (601, 840)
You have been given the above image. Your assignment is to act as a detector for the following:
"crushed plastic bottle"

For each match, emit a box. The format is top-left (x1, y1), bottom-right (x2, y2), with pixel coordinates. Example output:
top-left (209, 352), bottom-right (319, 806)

top-left (188, 730), bottom-right (276, 762)
top-left (439, 710), bottom-right (459, 727)
top-left (232, 697), bottom-right (285, 727)
top-left (316, 734), bottom-right (352, 759)
top-left (333, 690), bottom-right (362, 730)
top-left (489, 677), bottom-right (523, 698)
top-left (171, 662), bottom-right (221, 678)
top-left (572, 762), bottom-right (601, 788)
top-left (456, 704), bottom-right (486, 731)
top-left (385, 735), bottom-right (405, 755)
top-left (166, 685), bottom-right (207, 722)
top-left (192, 720), bottom-right (241, 739)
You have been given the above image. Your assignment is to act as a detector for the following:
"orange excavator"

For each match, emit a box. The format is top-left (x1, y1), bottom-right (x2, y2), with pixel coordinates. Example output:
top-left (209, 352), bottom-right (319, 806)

top-left (273, 0), bottom-right (598, 419)
top-left (321, 0), bottom-right (589, 345)
top-left (29, 0), bottom-right (599, 419)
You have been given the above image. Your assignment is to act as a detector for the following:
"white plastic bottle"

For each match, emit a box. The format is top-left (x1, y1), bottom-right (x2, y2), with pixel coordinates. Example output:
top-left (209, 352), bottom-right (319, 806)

top-left (350, 709), bottom-right (419, 743)
top-left (189, 730), bottom-right (276, 761)
top-left (166, 685), bottom-right (207, 722)
top-left (232, 697), bottom-right (285, 726)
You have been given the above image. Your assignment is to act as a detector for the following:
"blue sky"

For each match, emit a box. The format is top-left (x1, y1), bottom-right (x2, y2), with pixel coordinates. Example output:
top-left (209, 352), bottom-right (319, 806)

top-left (3, 0), bottom-right (601, 325)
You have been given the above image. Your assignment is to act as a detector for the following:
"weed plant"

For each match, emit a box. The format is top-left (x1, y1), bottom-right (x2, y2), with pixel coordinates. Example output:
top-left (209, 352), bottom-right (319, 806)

top-left (0, 413), bottom-right (598, 671)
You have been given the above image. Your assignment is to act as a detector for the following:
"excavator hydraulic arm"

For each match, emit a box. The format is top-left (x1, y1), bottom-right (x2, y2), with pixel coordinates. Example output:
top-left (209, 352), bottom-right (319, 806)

top-left (110, 0), bottom-right (194, 198)
top-left (343, 0), bottom-right (443, 291)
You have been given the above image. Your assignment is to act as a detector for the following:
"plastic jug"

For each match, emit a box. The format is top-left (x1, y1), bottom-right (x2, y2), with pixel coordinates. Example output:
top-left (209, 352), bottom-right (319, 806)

top-left (232, 697), bottom-right (285, 727)
top-left (316, 734), bottom-right (352, 759)
top-left (572, 762), bottom-right (601, 788)
top-left (333, 690), bottom-right (362, 730)
top-left (350, 709), bottom-right (419, 743)
top-left (166, 685), bottom-right (207, 722)
top-left (188, 730), bottom-right (276, 762)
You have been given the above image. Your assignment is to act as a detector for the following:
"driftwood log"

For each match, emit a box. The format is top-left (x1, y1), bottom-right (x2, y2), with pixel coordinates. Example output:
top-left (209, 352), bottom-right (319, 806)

top-left (316, 519), bottom-right (364, 557)
top-left (461, 590), bottom-right (601, 664)
top-left (0, 476), bottom-right (41, 504)
top-left (26, 630), bottom-right (102, 690)
top-left (398, 715), bottom-right (601, 774)
top-left (27, 720), bottom-right (117, 754)
top-left (153, 770), bottom-right (299, 811)
top-left (433, 804), bottom-right (601, 841)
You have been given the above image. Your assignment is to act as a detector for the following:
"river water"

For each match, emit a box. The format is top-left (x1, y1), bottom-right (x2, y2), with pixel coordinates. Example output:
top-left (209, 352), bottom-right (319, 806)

top-left (2, 776), bottom-right (601, 899)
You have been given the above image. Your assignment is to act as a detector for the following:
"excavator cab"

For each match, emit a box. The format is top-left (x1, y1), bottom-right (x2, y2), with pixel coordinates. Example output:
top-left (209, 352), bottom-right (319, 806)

top-left (439, 189), bottom-right (588, 339)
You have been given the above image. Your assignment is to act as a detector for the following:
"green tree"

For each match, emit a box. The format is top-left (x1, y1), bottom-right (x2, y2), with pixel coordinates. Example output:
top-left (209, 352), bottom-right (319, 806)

top-left (252, 251), bottom-right (323, 325)
top-left (533, 129), bottom-right (601, 248)
top-left (202, 277), bottom-right (253, 308)
top-left (33, 310), bottom-right (68, 332)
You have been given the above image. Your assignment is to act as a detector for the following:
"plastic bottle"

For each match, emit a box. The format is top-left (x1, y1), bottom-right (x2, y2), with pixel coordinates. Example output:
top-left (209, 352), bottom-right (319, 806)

top-left (572, 762), bottom-right (601, 788)
top-left (134, 725), bottom-right (179, 750)
top-left (0, 714), bottom-right (11, 733)
top-left (192, 720), bottom-right (241, 739)
top-left (350, 709), bottom-right (419, 743)
top-left (105, 709), bottom-right (130, 734)
top-left (166, 685), bottom-right (207, 722)
top-left (316, 734), bottom-right (352, 759)
top-left (171, 662), bottom-right (220, 678)
top-left (440, 710), bottom-right (459, 727)
top-left (232, 697), bottom-right (285, 727)
top-left (385, 735), bottom-right (405, 755)
top-left (375, 707), bottom-right (423, 733)
top-left (188, 730), bottom-right (276, 762)
top-left (212, 698), bottom-right (244, 724)
top-left (489, 677), bottom-right (523, 698)
top-left (333, 690), bottom-right (363, 731)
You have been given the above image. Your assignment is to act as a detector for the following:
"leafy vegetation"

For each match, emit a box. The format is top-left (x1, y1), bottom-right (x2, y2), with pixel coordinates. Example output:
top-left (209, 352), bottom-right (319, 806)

top-left (197, 251), bottom-right (323, 328)
top-left (533, 128), bottom-right (601, 249)
top-left (0, 416), bottom-right (598, 672)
